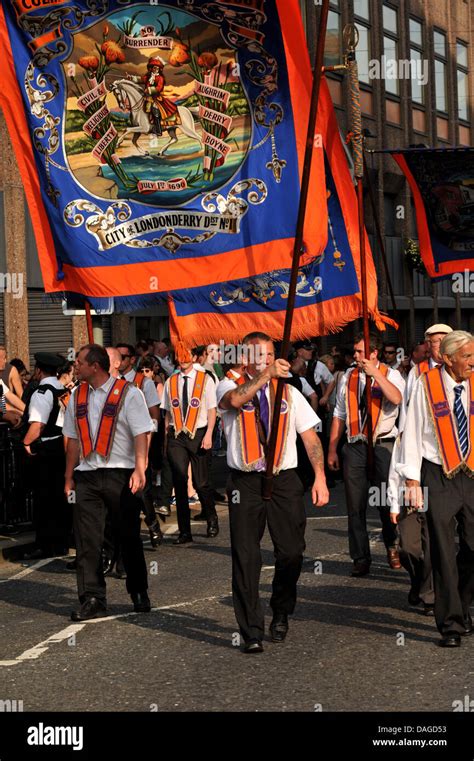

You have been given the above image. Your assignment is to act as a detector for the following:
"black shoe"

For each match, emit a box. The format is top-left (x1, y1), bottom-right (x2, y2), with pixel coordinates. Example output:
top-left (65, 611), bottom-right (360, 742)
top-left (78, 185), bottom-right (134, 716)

top-left (71, 597), bottom-right (107, 621)
top-left (131, 592), bottom-right (151, 613)
top-left (65, 558), bottom-right (77, 571)
top-left (115, 567), bottom-right (127, 580)
top-left (439, 633), bottom-right (461, 648)
top-left (102, 556), bottom-right (114, 576)
top-left (462, 614), bottom-right (473, 635)
top-left (155, 504), bottom-right (171, 517)
top-left (192, 512), bottom-right (207, 522)
top-left (148, 520), bottom-right (163, 548)
top-left (408, 589), bottom-right (422, 606)
top-left (270, 613), bottom-right (288, 642)
top-left (423, 604), bottom-right (435, 616)
top-left (243, 639), bottom-right (264, 654)
top-left (207, 518), bottom-right (219, 538)
top-left (173, 533), bottom-right (193, 546)
top-left (351, 560), bottom-right (370, 577)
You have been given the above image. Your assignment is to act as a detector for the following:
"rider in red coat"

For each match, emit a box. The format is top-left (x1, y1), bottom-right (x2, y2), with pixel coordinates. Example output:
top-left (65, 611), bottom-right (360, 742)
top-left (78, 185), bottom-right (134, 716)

top-left (141, 57), bottom-right (180, 135)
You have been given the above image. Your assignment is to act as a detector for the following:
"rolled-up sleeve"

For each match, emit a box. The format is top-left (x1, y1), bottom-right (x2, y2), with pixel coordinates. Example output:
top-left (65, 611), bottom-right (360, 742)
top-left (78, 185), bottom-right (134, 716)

top-left (396, 378), bottom-right (425, 482)
top-left (333, 371), bottom-right (348, 421)
top-left (125, 387), bottom-right (153, 436)
top-left (205, 375), bottom-right (217, 409)
top-left (63, 390), bottom-right (78, 438)
top-left (293, 387), bottom-right (321, 433)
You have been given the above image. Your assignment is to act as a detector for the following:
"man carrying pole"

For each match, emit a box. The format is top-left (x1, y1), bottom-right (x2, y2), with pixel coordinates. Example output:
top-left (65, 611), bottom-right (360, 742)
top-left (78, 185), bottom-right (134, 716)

top-left (217, 333), bottom-right (329, 653)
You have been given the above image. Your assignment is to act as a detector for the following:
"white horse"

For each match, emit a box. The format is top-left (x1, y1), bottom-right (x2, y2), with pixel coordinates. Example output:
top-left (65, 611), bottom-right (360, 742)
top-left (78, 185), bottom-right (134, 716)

top-left (109, 78), bottom-right (202, 157)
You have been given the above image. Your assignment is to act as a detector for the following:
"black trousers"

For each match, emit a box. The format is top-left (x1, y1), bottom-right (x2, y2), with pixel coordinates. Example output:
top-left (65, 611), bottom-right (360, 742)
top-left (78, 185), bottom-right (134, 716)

top-left (34, 438), bottom-right (70, 553)
top-left (167, 426), bottom-right (216, 534)
top-left (422, 459), bottom-right (474, 636)
top-left (73, 468), bottom-right (148, 604)
top-left (342, 440), bottom-right (398, 563)
top-left (398, 509), bottom-right (434, 605)
top-left (227, 469), bottom-right (306, 642)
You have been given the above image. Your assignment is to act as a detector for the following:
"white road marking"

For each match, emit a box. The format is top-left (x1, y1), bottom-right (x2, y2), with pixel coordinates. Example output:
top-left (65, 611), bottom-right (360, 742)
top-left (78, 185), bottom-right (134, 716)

top-left (0, 556), bottom-right (68, 583)
top-left (0, 624), bottom-right (85, 666)
top-left (0, 595), bottom-right (225, 667)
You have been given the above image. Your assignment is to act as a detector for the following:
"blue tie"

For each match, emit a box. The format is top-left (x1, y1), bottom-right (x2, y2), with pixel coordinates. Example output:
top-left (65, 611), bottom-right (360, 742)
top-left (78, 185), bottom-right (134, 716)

top-left (454, 385), bottom-right (468, 457)
top-left (259, 385), bottom-right (269, 439)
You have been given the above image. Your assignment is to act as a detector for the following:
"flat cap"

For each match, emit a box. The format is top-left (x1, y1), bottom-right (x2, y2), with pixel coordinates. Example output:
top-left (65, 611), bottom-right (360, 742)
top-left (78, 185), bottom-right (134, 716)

top-left (424, 324), bottom-right (453, 336)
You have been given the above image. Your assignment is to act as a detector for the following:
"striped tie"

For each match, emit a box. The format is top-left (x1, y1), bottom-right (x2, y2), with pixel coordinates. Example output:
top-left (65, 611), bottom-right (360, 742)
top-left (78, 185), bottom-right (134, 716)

top-left (454, 385), bottom-right (468, 457)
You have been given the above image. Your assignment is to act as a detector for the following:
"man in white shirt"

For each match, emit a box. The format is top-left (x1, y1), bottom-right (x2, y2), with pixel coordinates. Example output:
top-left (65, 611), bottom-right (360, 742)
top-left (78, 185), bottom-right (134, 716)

top-left (116, 343), bottom-right (162, 548)
top-left (116, 343), bottom-right (161, 416)
top-left (293, 340), bottom-right (335, 408)
top-left (23, 352), bottom-right (70, 559)
top-left (328, 333), bottom-right (405, 577)
top-left (218, 332), bottom-right (329, 653)
top-left (289, 356), bottom-right (319, 412)
top-left (389, 324), bottom-right (452, 614)
top-left (401, 324), bottom-right (453, 427)
top-left (382, 342), bottom-right (400, 369)
top-left (395, 331), bottom-right (474, 648)
top-left (161, 346), bottom-right (218, 544)
top-left (154, 340), bottom-right (175, 377)
top-left (64, 344), bottom-right (153, 621)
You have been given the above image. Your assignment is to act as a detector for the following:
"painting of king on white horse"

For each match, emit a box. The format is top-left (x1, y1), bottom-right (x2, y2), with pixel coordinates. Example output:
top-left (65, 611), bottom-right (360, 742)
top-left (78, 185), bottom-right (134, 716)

top-left (63, 5), bottom-right (252, 205)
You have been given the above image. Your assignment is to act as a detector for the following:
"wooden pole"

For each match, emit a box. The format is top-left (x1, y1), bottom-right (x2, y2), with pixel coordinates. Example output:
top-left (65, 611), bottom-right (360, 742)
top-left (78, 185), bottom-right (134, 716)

top-left (85, 302), bottom-right (94, 344)
top-left (262, 0), bottom-right (330, 500)
top-left (363, 152), bottom-right (399, 324)
top-left (345, 26), bottom-right (374, 476)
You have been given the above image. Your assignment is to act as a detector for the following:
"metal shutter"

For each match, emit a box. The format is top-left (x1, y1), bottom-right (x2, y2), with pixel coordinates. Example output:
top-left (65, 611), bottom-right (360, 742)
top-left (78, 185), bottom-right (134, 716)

top-left (97, 316), bottom-right (112, 347)
top-left (28, 290), bottom-right (73, 367)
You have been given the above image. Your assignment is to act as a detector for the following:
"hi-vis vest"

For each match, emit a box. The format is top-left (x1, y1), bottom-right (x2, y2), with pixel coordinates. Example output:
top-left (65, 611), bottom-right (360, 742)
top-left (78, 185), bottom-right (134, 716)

top-left (346, 364), bottom-right (390, 443)
top-left (169, 370), bottom-right (207, 438)
top-left (233, 375), bottom-right (290, 473)
top-left (75, 378), bottom-right (129, 460)
top-left (423, 366), bottom-right (474, 478)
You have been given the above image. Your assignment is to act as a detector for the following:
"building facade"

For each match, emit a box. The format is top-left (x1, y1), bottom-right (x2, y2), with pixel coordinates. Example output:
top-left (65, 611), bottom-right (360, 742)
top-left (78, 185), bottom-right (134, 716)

top-left (0, 0), bottom-right (472, 366)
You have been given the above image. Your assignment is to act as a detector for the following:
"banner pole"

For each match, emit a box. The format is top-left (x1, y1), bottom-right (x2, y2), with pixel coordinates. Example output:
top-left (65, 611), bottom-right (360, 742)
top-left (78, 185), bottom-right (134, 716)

top-left (85, 302), bottom-right (94, 344)
top-left (344, 25), bottom-right (374, 478)
top-left (262, 0), bottom-right (330, 500)
top-left (363, 151), bottom-right (399, 324)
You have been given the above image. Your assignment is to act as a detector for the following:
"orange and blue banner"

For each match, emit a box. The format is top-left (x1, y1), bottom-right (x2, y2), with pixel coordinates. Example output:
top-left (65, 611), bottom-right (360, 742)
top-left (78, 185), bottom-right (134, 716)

top-left (0, 0), bottom-right (328, 307)
top-left (169, 78), bottom-right (393, 345)
top-left (392, 148), bottom-right (474, 280)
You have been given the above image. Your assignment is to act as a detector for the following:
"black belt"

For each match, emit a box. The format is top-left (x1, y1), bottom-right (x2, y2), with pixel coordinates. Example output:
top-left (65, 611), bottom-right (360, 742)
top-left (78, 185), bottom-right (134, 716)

top-left (375, 436), bottom-right (396, 444)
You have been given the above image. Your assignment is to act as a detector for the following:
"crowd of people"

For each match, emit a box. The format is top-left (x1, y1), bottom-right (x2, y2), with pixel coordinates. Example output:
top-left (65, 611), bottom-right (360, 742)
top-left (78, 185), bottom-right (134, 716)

top-left (0, 324), bottom-right (472, 651)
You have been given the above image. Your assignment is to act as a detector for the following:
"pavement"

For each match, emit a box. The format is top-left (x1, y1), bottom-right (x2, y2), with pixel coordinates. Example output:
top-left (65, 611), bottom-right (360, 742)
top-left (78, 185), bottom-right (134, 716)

top-left (0, 460), bottom-right (472, 714)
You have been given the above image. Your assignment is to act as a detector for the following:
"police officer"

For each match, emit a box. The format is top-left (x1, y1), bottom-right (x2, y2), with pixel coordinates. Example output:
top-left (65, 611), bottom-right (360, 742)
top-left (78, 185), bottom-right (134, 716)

top-left (23, 352), bottom-right (70, 559)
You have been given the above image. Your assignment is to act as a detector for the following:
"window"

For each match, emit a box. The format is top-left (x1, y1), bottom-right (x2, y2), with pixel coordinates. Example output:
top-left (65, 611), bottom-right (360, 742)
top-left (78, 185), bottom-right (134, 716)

top-left (354, 0), bottom-right (371, 85)
top-left (384, 194), bottom-right (397, 237)
top-left (324, 1), bottom-right (342, 68)
top-left (457, 41), bottom-right (469, 122)
top-left (409, 18), bottom-right (425, 105)
top-left (355, 24), bottom-right (370, 83)
top-left (433, 29), bottom-right (447, 113)
top-left (383, 4), bottom-right (399, 96)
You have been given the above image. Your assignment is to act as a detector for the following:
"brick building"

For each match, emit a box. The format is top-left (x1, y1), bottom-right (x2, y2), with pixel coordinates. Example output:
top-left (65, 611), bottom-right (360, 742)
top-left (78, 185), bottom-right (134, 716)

top-left (0, 0), bottom-right (472, 366)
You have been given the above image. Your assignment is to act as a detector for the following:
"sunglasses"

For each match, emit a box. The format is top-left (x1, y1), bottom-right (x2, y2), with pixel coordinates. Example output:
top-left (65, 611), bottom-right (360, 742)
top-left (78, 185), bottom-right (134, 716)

top-left (120, 354), bottom-right (132, 359)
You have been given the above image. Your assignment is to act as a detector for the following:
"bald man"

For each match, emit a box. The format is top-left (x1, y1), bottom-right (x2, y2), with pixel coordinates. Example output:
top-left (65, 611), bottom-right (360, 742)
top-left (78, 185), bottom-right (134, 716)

top-left (106, 347), bottom-right (122, 379)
